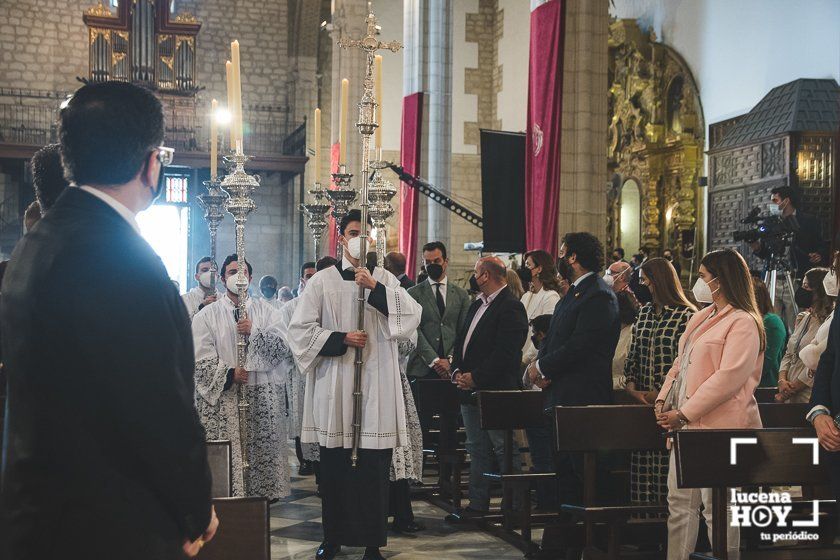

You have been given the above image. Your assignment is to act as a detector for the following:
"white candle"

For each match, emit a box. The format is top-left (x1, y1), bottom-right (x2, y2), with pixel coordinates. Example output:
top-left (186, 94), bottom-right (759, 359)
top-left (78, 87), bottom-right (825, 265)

top-left (210, 99), bottom-right (218, 180)
top-left (339, 78), bottom-right (349, 164)
top-left (231, 40), bottom-right (243, 152)
top-left (225, 61), bottom-right (234, 150)
top-left (314, 107), bottom-right (321, 184)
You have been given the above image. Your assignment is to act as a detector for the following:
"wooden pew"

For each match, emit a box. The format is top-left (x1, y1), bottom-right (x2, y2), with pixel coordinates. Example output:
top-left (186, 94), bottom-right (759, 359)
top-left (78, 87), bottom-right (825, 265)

top-left (412, 378), bottom-right (466, 510)
top-left (196, 496), bottom-right (270, 560)
top-left (477, 390), bottom-right (556, 551)
top-left (754, 387), bottom-right (779, 403)
top-left (673, 428), bottom-right (838, 560)
top-left (758, 403), bottom-right (812, 428)
top-left (552, 404), bottom-right (669, 560)
top-left (206, 440), bottom-right (233, 498)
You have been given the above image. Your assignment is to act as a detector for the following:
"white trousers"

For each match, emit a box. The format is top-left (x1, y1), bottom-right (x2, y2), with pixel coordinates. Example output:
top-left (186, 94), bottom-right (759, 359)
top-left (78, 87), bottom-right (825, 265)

top-left (666, 451), bottom-right (740, 560)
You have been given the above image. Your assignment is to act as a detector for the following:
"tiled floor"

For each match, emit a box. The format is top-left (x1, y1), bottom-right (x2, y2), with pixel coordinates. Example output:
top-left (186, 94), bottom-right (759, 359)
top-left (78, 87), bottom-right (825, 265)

top-left (269, 471), bottom-right (527, 560)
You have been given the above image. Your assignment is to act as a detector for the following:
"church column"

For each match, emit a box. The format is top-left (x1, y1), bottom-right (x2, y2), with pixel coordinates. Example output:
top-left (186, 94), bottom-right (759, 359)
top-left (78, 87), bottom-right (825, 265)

top-left (330, 0), bottom-right (368, 180)
top-left (403, 0), bottom-right (453, 260)
top-left (556, 0), bottom-right (610, 243)
top-left (425, 1), bottom-right (453, 247)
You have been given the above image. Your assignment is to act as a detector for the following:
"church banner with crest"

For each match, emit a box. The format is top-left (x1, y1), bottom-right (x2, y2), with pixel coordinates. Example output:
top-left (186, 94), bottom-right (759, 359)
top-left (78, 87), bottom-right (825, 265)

top-left (525, 0), bottom-right (565, 255)
top-left (399, 92), bottom-right (423, 279)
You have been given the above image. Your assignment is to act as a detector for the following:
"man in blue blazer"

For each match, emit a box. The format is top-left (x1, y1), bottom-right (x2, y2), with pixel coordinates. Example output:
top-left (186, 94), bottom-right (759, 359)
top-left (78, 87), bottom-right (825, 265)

top-left (526, 232), bottom-right (620, 506)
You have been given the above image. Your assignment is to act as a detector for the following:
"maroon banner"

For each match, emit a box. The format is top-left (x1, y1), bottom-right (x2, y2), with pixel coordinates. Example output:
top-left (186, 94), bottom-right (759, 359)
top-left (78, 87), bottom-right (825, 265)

top-left (327, 141), bottom-right (340, 258)
top-left (399, 92), bottom-right (424, 279)
top-left (525, 0), bottom-right (565, 255)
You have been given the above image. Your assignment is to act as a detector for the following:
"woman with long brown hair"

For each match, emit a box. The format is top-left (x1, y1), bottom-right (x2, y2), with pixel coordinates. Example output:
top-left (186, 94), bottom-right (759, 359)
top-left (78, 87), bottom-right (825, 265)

top-left (655, 248), bottom-right (764, 559)
top-left (520, 250), bottom-right (562, 365)
top-left (776, 267), bottom-right (833, 403)
top-left (623, 257), bottom-right (695, 510)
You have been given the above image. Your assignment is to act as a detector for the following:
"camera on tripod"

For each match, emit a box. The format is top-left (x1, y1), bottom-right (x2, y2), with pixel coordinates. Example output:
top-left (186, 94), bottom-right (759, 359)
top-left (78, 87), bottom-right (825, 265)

top-left (733, 207), bottom-right (794, 254)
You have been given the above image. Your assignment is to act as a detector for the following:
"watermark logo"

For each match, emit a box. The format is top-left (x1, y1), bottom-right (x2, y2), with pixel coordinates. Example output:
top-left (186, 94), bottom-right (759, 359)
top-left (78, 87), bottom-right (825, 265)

top-left (728, 436), bottom-right (826, 543)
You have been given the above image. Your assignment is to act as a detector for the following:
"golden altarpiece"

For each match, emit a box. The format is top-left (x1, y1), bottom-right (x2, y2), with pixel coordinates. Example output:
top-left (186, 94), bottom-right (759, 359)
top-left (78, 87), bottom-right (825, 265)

top-left (607, 20), bottom-right (705, 272)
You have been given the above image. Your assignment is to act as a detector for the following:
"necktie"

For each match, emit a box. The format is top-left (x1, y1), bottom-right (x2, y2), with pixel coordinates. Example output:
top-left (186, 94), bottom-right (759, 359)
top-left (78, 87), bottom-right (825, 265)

top-left (435, 283), bottom-right (446, 317)
top-left (435, 283), bottom-right (446, 358)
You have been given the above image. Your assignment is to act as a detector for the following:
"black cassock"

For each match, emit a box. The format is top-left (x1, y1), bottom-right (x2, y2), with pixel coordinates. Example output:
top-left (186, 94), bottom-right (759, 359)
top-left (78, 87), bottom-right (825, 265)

top-left (317, 264), bottom-right (394, 548)
top-left (0, 188), bottom-right (211, 560)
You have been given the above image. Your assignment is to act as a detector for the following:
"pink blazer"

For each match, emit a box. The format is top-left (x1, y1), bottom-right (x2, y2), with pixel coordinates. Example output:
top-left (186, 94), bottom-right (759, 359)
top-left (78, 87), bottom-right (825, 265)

top-left (656, 304), bottom-right (763, 430)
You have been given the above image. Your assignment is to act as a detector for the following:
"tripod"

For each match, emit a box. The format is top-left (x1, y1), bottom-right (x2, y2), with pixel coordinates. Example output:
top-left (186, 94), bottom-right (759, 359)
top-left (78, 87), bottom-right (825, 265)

top-left (762, 245), bottom-right (798, 317)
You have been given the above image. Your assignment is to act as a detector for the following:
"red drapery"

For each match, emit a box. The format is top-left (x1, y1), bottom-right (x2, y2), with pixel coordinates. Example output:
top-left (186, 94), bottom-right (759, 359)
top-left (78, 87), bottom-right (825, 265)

top-left (525, 0), bottom-right (565, 255)
top-left (399, 92), bottom-right (424, 279)
top-left (327, 141), bottom-right (340, 258)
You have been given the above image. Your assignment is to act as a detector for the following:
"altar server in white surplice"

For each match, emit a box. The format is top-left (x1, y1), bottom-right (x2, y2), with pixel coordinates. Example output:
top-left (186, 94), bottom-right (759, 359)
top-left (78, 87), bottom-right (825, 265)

top-left (288, 209), bottom-right (422, 560)
top-left (193, 254), bottom-right (291, 501)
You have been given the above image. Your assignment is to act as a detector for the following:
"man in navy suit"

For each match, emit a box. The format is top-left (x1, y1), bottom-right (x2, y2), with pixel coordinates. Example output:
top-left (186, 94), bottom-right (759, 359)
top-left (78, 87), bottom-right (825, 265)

top-left (526, 232), bottom-right (620, 506)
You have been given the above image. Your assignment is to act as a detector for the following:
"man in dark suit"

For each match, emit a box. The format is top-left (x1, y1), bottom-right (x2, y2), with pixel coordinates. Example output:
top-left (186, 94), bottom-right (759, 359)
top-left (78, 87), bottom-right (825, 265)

top-left (751, 186), bottom-right (827, 279)
top-left (384, 251), bottom-right (415, 289)
top-left (527, 232), bottom-right (620, 506)
top-left (1, 81), bottom-right (216, 560)
top-left (445, 256), bottom-right (528, 522)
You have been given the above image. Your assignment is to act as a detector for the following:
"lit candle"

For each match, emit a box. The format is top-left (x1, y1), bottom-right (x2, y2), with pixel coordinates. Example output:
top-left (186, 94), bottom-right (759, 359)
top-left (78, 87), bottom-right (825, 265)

top-left (225, 61), bottom-right (235, 150)
top-left (210, 99), bottom-right (218, 180)
top-left (374, 55), bottom-right (383, 152)
top-left (231, 40), bottom-right (243, 152)
top-left (314, 107), bottom-right (321, 184)
top-left (339, 78), bottom-right (349, 164)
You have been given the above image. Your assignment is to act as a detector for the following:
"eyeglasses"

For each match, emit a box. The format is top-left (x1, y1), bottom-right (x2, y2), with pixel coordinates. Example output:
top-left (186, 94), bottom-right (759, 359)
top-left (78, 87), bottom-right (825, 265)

top-left (156, 146), bottom-right (175, 166)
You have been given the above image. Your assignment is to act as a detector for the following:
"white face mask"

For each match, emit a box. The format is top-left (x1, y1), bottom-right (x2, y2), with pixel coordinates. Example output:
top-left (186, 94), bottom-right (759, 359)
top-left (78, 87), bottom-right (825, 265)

top-left (226, 274), bottom-right (249, 294)
top-left (768, 204), bottom-right (781, 216)
top-left (823, 271), bottom-right (838, 297)
top-left (198, 270), bottom-right (214, 289)
top-left (602, 272), bottom-right (615, 288)
top-left (692, 277), bottom-right (718, 304)
top-left (346, 236), bottom-right (363, 260)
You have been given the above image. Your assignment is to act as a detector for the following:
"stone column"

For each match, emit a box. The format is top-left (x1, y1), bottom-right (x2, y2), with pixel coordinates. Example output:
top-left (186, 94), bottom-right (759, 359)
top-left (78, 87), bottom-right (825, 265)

top-left (556, 0), bottom-right (610, 244)
top-left (403, 0), bottom-right (453, 259)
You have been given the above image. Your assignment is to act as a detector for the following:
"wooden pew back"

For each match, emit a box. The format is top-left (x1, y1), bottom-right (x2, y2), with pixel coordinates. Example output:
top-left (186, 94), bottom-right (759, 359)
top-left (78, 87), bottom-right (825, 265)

top-left (196, 497), bottom-right (270, 560)
top-left (206, 440), bottom-right (233, 498)
top-left (555, 405), bottom-right (665, 452)
top-left (673, 427), bottom-right (826, 489)
top-left (758, 403), bottom-right (812, 428)
top-left (478, 390), bottom-right (547, 431)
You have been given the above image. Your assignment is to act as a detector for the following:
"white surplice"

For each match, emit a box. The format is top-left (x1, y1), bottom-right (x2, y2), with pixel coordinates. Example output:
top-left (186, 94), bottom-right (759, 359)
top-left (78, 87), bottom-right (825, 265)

top-left (288, 263), bottom-right (422, 450)
top-left (192, 293), bottom-right (291, 499)
top-left (182, 286), bottom-right (210, 319)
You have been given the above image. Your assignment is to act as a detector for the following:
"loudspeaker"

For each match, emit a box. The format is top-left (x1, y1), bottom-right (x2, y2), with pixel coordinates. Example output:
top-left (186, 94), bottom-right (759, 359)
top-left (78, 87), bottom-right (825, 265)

top-left (480, 129), bottom-right (526, 253)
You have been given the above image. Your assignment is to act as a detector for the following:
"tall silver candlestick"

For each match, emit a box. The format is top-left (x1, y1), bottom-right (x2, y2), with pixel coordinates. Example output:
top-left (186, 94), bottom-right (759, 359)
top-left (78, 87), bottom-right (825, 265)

top-left (367, 158), bottom-right (397, 267)
top-left (220, 150), bottom-right (259, 494)
top-left (325, 166), bottom-right (357, 258)
top-left (299, 182), bottom-right (332, 259)
top-left (198, 178), bottom-right (229, 291)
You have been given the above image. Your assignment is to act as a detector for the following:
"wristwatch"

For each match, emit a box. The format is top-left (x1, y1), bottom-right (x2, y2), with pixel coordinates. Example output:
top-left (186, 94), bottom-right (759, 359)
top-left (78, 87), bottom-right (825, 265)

top-left (676, 410), bottom-right (689, 427)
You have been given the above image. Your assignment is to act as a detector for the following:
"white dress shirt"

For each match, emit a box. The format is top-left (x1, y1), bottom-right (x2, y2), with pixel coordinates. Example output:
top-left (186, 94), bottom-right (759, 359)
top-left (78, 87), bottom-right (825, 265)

top-left (461, 285), bottom-right (505, 359)
top-left (78, 186), bottom-right (141, 235)
top-left (428, 275), bottom-right (448, 305)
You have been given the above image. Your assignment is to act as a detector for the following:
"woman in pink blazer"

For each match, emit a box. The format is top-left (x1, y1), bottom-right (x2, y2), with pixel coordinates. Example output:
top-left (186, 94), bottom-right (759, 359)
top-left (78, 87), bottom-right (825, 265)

top-left (655, 248), bottom-right (765, 560)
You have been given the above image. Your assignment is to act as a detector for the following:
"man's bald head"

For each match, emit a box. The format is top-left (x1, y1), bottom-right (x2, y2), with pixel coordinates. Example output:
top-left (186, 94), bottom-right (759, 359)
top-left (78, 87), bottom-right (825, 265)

top-left (477, 256), bottom-right (507, 281)
top-left (608, 260), bottom-right (632, 292)
top-left (384, 251), bottom-right (407, 276)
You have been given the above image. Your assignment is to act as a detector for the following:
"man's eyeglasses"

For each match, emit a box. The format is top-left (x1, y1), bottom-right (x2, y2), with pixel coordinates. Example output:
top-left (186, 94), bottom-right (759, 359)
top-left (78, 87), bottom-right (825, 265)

top-left (156, 146), bottom-right (175, 166)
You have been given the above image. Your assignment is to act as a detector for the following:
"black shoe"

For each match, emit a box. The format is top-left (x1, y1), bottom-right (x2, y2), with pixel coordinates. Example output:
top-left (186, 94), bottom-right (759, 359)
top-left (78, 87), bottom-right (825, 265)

top-left (315, 542), bottom-right (340, 560)
top-left (444, 507), bottom-right (487, 523)
top-left (362, 547), bottom-right (386, 560)
top-left (299, 460), bottom-right (315, 476)
top-left (391, 520), bottom-right (426, 533)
